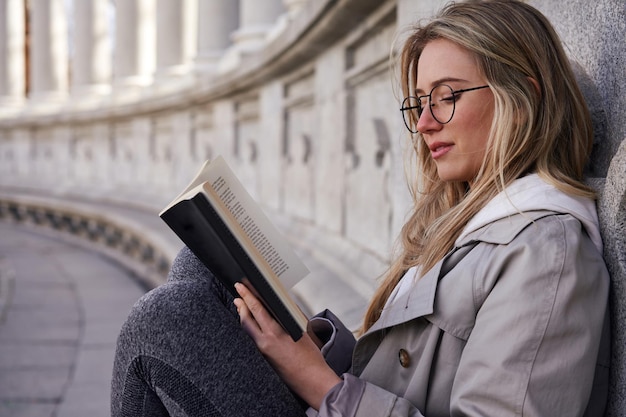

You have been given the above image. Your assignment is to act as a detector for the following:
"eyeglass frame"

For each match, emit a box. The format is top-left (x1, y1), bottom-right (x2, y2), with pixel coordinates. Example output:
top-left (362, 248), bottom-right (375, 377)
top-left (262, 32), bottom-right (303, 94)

top-left (400, 84), bottom-right (490, 133)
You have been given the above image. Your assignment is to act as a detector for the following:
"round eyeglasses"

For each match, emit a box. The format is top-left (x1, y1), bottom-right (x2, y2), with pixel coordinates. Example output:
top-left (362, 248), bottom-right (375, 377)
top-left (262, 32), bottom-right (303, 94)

top-left (400, 84), bottom-right (490, 133)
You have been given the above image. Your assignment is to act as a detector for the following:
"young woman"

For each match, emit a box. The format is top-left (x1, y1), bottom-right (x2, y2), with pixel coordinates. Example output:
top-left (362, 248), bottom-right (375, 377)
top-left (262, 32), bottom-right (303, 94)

top-left (111, 1), bottom-right (610, 416)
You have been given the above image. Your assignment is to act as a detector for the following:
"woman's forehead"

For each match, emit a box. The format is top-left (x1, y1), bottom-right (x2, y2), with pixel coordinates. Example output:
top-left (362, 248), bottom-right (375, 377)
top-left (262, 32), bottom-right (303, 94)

top-left (416, 39), bottom-right (482, 91)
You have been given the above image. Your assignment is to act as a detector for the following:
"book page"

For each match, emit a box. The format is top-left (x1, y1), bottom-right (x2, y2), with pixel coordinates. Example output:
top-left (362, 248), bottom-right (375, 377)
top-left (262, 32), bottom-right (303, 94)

top-left (202, 157), bottom-right (309, 289)
top-left (212, 176), bottom-right (290, 278)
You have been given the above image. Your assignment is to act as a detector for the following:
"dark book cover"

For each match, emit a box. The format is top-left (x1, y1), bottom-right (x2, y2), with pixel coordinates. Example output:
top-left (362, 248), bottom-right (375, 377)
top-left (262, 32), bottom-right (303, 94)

top-left (160, 193), bottom-right (306, 341)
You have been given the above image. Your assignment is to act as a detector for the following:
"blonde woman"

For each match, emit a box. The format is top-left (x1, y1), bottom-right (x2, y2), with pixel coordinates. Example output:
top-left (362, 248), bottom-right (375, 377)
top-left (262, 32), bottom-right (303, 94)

top-left (112, 1), bottom-right (610, 416)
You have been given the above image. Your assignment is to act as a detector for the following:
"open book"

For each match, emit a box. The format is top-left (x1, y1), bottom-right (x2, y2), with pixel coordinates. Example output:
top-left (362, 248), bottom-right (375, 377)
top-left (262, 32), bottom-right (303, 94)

top-left (159, 156), bottom-right (310, 341)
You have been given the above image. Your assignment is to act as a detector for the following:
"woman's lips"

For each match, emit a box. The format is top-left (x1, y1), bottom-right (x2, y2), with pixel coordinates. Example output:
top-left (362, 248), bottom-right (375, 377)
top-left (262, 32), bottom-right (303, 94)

top-left (429, 142), bottom-right (453, 159)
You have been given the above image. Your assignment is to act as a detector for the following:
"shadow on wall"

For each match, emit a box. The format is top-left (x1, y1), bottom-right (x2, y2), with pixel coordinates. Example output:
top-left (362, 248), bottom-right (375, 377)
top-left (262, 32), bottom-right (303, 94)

top-left (572, 61), bottom-right (610, 178)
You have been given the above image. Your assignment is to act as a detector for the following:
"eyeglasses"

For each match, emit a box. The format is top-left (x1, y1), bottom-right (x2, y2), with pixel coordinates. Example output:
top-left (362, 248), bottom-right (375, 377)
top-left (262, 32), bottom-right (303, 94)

top-left (400, 84), bottom-right (490, 133)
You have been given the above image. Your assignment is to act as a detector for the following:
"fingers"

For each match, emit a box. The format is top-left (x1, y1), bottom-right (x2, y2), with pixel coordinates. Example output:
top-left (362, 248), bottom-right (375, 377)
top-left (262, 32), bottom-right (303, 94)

top-left (235, 283), bottom-right (274, 325)
top-left (234, 282), bottom-right (286, 344)
top-left (235, 283), bottom-right (265, 315)
top-left (234, 296), bottom-right (262, 337)
top-left (234, 283), bottom-right (271, 336)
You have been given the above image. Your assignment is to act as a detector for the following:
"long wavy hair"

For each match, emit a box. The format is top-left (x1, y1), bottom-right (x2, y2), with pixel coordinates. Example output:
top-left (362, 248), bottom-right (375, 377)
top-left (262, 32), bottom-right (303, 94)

top-left (361, 0), bottom-right (594, 332)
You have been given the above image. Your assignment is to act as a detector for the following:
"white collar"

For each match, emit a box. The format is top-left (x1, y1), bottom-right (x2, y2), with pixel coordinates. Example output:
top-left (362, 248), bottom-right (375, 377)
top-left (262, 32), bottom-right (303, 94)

top-left (457, 174), bottom-right (603, 253)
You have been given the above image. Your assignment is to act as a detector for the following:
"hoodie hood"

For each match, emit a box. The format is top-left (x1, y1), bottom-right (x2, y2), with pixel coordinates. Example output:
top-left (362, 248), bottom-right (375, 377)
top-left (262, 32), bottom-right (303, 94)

top-left (457, 174), bottom-right (603, 254)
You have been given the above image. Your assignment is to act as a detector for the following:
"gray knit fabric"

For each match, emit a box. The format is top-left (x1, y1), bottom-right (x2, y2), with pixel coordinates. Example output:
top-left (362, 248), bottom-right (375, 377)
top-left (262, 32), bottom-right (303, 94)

top-left (111, 246), bottom-right (307, 417)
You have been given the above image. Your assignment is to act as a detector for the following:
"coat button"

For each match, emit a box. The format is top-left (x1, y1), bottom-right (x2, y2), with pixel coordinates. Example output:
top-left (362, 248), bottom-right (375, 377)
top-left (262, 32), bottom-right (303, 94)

top-left (398, 349), bottom-right (411, 368)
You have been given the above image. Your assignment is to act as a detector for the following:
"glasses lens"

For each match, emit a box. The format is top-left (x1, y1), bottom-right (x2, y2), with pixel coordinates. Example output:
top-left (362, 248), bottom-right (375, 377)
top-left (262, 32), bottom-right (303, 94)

top-left (401, 96), bottom-right (420, 133)
top-left (430, 85), bottom-right (455, 124)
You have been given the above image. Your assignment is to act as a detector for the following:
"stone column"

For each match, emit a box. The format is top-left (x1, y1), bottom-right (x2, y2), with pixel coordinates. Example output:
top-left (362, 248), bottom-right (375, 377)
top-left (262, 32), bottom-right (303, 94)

top-left (0, 0), bottom-right (25, 107)
top-left (396, 0), bottom-right (447, 29)
top-left (155, 0), bottom-right (197, 80)
top-left (29, 0), bottom-right (68, 101)
top-left (113, 0), bottom-right (155, 88)
top-left (71, 0), bottom-right (111, 96)
top-left (232, 0), bottom-right (284, 52)
top-left (194, 0), bottom-right (239, 72)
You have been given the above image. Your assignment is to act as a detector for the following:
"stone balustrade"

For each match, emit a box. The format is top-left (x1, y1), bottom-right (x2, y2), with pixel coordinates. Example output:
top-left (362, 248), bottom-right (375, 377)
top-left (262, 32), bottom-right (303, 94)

top-left (0, 190), bottom-right (178, 289)
top-left (0, 0), bottom-right (625, 414)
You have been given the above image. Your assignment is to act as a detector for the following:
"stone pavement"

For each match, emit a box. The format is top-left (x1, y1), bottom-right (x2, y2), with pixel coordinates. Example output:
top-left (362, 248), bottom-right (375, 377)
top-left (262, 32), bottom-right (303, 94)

top-left (0, 222), bottom-right (146, 417)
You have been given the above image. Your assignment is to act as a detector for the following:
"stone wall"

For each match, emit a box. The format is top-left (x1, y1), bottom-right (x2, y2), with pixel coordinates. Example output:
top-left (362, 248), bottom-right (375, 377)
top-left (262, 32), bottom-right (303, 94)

top-left (529, 1), bottom-right (625, 414)
top-left (0, 0), bottom-right (624, 413)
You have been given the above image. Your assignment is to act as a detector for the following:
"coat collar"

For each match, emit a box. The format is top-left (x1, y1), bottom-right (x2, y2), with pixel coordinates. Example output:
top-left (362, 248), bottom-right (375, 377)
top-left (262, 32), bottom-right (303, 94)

top-left (363, 210), bottom-right (559, 336)
top-left (365, 259), bottom-right (442, 334)
top-left (457, 209), bottom-right (560, 246)
top-left (456, 174), bottom-right (602, 253)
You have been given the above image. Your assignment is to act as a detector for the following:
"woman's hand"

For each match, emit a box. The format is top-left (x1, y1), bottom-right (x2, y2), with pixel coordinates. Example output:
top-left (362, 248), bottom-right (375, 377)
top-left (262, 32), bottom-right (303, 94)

top-left (234, 282), bottom-right (342, 410)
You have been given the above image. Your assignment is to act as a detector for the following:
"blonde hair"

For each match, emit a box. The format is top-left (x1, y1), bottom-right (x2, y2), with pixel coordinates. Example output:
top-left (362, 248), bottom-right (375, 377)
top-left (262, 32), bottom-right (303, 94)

top-left (361, 0), bottom-right (594, 332)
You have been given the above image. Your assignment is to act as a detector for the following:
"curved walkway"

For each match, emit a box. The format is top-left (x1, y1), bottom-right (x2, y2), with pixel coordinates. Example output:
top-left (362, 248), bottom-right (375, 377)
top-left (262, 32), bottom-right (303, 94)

top-left (0, 223), bottom-right (145, 417)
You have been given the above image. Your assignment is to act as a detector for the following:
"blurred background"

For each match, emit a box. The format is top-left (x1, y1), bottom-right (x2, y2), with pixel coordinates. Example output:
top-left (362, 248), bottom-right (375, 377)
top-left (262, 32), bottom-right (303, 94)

top-left (0, 0), bottom-right (624, 416)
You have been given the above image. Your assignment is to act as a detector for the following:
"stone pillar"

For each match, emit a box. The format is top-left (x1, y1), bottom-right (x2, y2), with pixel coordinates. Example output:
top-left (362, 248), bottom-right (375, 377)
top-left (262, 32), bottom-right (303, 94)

top-left (0, 0), bottom-right (25, 107)
top-left (155, 0), bottom-right (197, 80)
top-left (29, 0), bottom-right (68, 101)
top-left (232, 0), bottom-right (284, 52)
top-left (194, 0), bottom-right (239, 71)
top-left (71, 0), bottom-right (111, 96)
top-left (396, 0), bottom-right (447, 30)
top-left (258, 81), bottom-right (283, 209)
top-left (113, 0), bottom-right (156, 88)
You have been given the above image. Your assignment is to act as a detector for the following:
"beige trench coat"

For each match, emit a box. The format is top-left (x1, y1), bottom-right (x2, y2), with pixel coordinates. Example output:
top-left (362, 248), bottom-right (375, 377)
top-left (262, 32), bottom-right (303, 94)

top-left (315, 210), bottom-right (610, 417)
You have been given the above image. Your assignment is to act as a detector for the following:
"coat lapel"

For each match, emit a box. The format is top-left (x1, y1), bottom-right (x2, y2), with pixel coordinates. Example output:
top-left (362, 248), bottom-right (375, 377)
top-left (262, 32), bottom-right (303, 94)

top-left (363, 241), bottom-right (480, 336)
top-left (365, 259), bottom-right (443, 334)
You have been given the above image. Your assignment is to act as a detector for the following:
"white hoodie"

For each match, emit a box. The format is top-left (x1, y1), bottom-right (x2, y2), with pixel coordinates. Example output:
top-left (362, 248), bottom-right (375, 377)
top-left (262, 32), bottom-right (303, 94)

top-left (456, 173), bottom-right (603, 254)
top-left (388, 174), bottom-right (603, 306)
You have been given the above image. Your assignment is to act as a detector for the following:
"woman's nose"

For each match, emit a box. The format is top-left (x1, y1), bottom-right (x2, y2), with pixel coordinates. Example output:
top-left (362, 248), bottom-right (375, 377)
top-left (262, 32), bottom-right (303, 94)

top-left (415, 106), bottom-right (441, 133)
